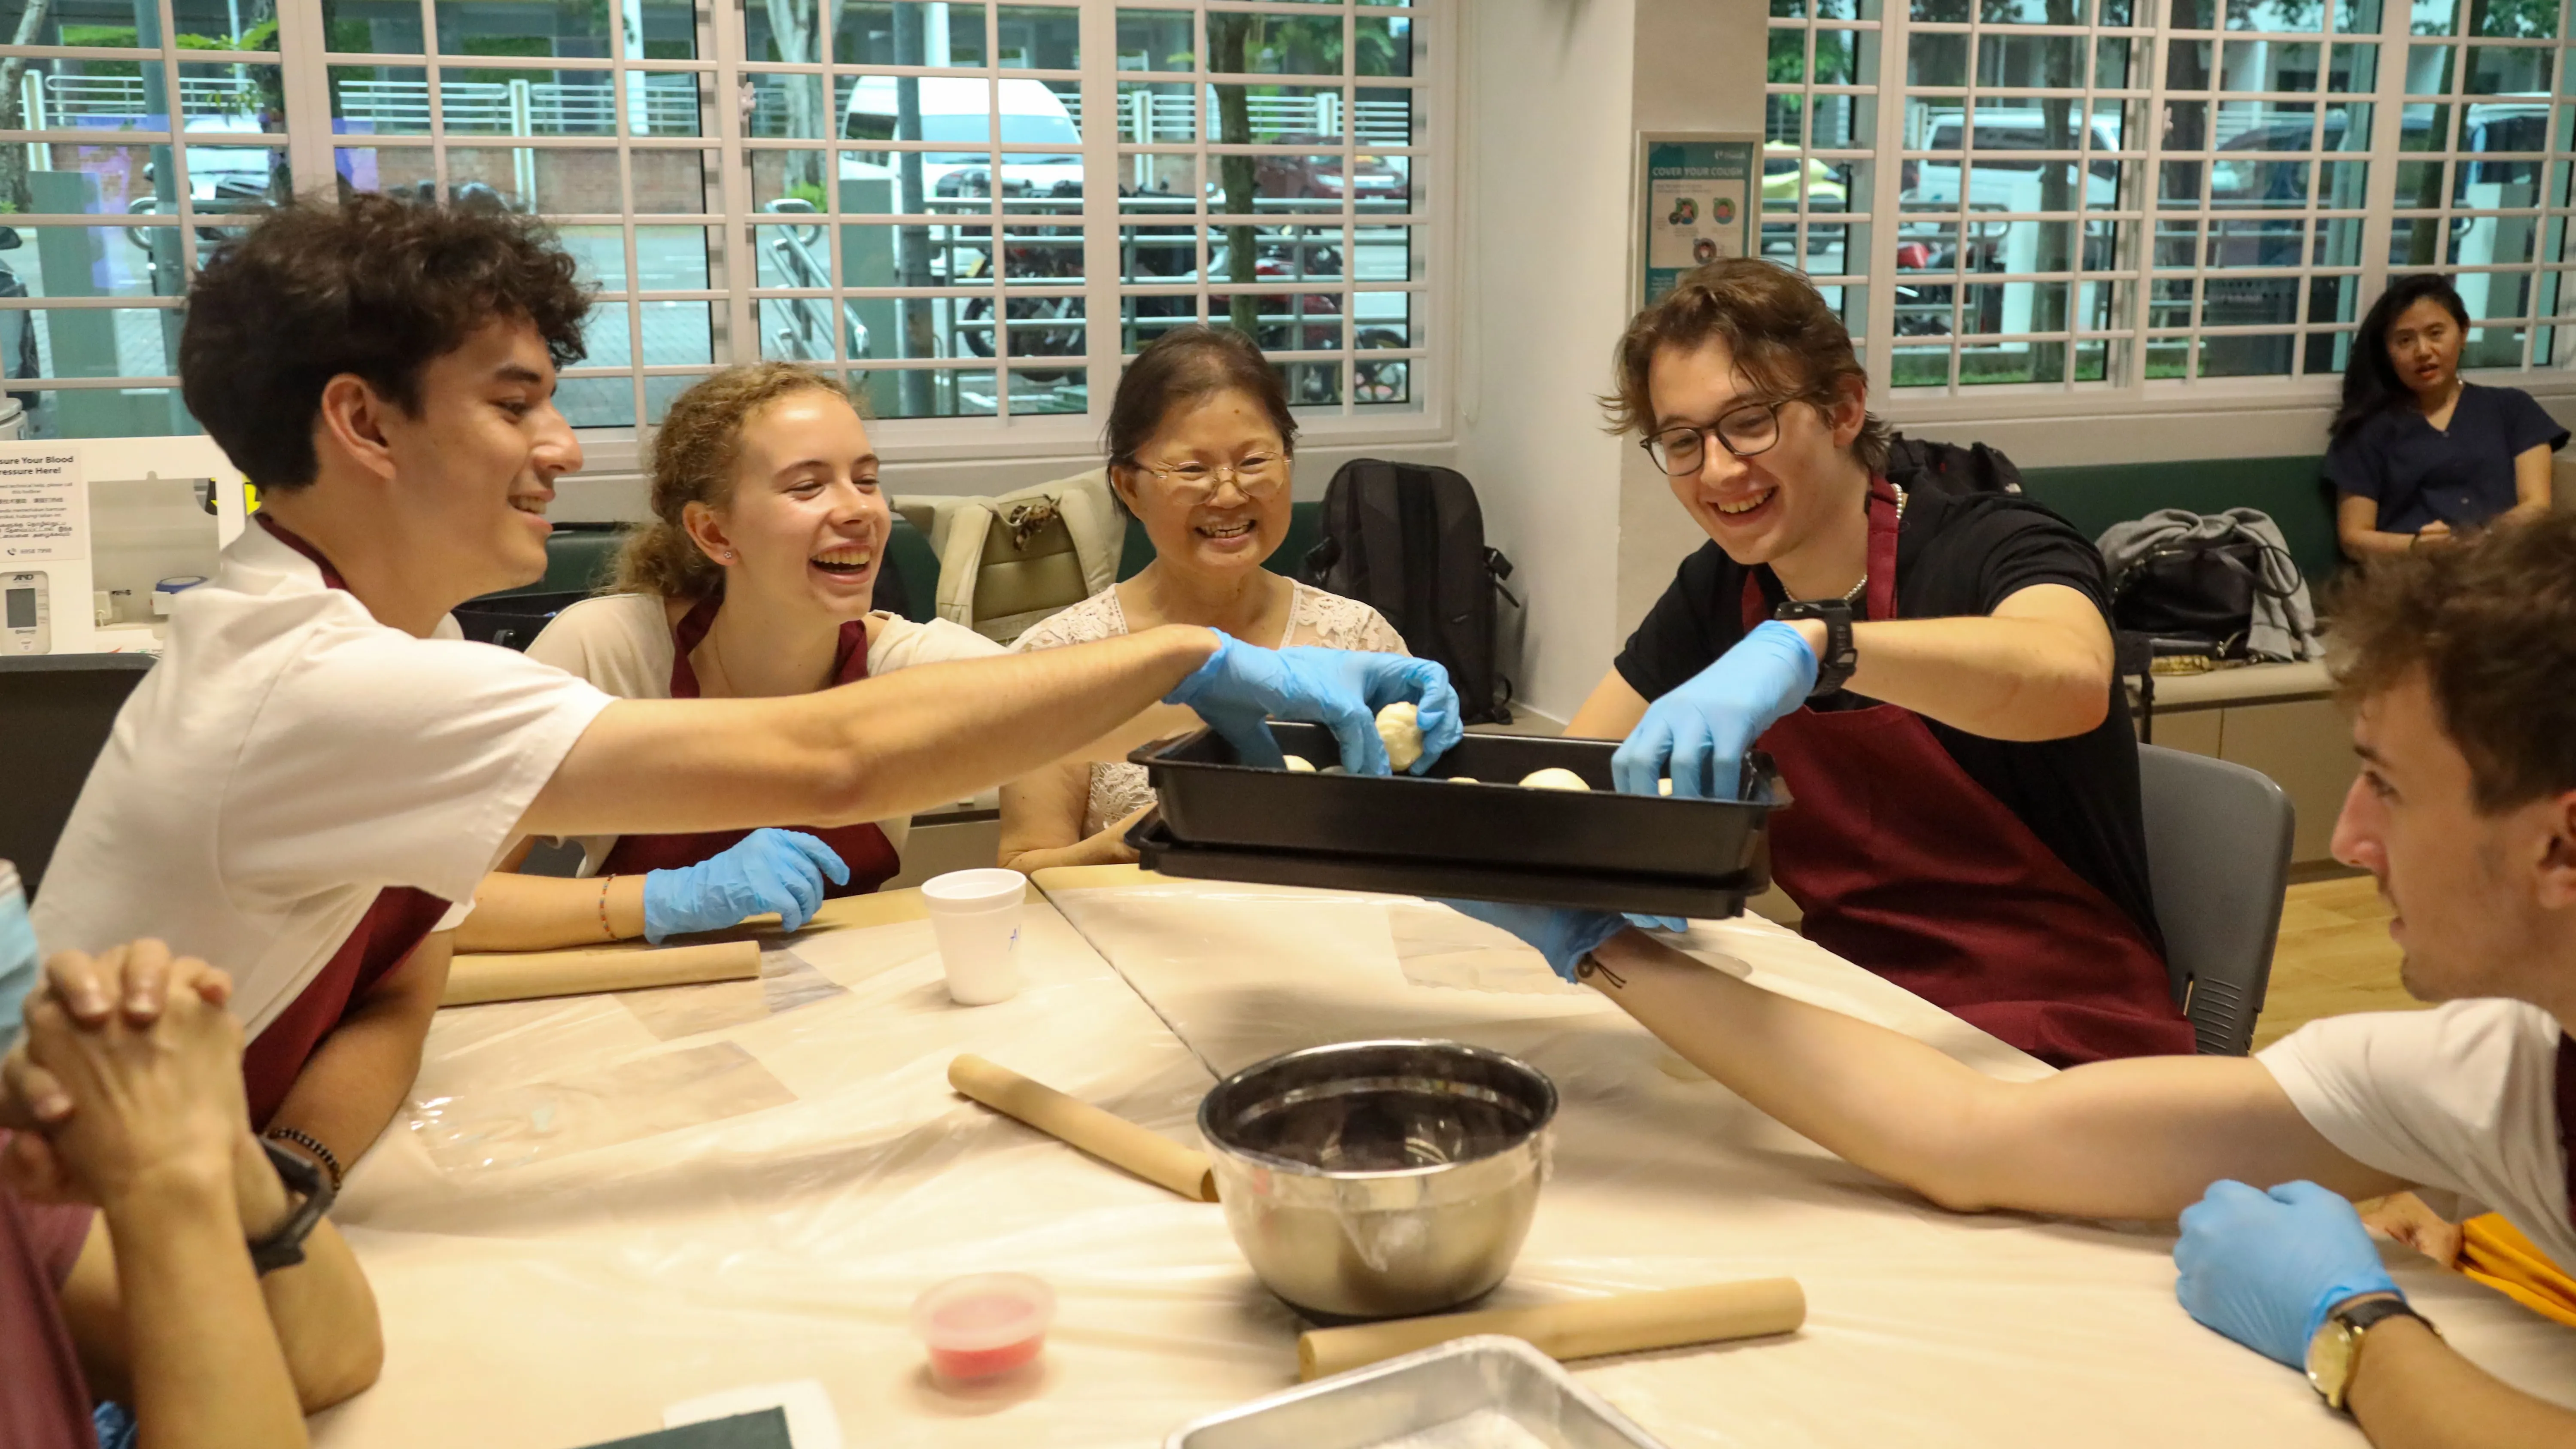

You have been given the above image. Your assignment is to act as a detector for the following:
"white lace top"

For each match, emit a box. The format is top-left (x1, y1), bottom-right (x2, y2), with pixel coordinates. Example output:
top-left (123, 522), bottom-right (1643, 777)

top-left (1011, 580), bottom-right (1409, 835)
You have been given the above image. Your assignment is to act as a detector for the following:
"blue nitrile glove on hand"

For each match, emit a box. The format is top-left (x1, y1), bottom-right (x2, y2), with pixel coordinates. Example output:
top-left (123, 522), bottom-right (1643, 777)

top-left (1440, 899), bottom-right (1629, 983)
top-left (1613, 620), bottom-right (1818, 802)
top-left (2174, 1179), bottom-right (2403, 1369)
top-left (1165, 632), bottom-right (1463, 775)
top-left (641, 828), bottom-right (851, 942)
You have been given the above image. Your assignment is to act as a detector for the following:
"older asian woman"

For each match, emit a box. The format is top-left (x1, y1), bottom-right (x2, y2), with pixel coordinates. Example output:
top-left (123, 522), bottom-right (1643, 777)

top-left (997, 327), bottom-right (1423, 872)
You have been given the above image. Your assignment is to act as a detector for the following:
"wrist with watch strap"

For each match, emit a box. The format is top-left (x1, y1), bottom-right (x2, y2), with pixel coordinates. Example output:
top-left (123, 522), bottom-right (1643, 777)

top-left (248, 1129), bottom-right (340, 1276)
top-left (1772, 598), bottom-right (1857, 698)
top-left (2306, 1291), bottom-right (2436, 1413)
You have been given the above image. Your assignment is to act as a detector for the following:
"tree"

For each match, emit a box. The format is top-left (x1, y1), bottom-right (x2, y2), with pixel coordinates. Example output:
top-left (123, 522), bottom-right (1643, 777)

top-left (0, 0), bottom-right (57, 214)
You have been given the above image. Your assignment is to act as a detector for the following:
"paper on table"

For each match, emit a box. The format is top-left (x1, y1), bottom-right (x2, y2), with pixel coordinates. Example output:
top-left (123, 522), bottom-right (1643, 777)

top-left (407, 1040), bottom-right (796, 1173)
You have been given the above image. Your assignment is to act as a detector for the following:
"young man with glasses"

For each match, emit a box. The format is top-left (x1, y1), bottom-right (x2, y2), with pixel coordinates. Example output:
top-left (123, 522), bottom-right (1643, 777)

top-left (1550, 258), bottom-right (2193, 1066)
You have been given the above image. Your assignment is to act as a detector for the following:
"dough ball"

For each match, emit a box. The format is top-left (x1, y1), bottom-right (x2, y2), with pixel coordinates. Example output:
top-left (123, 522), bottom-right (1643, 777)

top-left (1282, 756), bottom-right (1317, 774)
top-left (1658, 778), bottom-right (1674, 796)
top-left (1320, 766), bottom-right (1346, 775)
top-left (1375, 701), bottom-right (1424, 772)
top-left (1446, 776), bottom-right (1479, 784)
top-left (1518, 767), bottom-right (1591, 792)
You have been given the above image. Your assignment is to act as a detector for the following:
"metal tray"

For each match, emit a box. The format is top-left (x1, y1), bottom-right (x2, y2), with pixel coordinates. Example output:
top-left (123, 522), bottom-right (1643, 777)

top-left (1132, 725), bottom-right (1784, 885)
top-left (1164, 1334), bottom-right (1668, 1449)
top-left (1128, 815), bottom-right (1762, 919)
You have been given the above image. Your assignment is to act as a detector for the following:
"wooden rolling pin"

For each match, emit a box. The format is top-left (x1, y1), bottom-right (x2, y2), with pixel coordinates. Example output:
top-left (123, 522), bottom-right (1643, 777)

top-left (1297, 1278), bottom-right (1805, 1381)
top-left (441, 939), bottom-right (762, 1007)
top-left (948, 1054), bottom-right (1217, 1203)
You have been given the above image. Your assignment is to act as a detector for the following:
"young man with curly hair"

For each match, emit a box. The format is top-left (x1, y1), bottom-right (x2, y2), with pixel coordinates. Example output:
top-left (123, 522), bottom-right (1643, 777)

top-left (30, 196), bottom-right (1457, 1179)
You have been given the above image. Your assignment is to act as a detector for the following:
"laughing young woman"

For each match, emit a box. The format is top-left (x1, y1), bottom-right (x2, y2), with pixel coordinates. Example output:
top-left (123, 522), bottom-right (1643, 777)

top-left (455, 363), bottom-right (1006, 951)
top-left (996, 326), bottom-right (1419, 873)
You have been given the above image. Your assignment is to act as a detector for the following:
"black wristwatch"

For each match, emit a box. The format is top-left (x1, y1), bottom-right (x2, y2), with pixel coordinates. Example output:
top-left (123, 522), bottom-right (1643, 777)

top-left (247, 1136), bottom-right (336, 1276)
top-left (1773, 598), bottom-right (1857, 697)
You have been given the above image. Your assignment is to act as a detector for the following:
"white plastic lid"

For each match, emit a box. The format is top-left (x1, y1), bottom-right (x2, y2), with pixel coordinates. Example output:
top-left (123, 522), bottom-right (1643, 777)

top-left (920, 868), bottom-right (1027, 909)
top-left (909, 1272), bottom-right (1056, 1353)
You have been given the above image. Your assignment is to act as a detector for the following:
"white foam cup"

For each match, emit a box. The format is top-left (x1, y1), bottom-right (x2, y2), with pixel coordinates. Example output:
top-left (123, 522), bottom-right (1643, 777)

top-left (921, 868), bottom-right (1028, 1005)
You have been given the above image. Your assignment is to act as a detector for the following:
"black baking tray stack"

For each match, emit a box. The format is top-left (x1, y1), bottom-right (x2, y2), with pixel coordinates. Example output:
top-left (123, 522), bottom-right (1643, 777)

top-left (1123, 722), bottom-right (1788, 918)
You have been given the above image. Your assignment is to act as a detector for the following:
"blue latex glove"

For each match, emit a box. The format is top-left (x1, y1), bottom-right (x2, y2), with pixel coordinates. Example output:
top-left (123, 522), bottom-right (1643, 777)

top-left (1439, 899), bottom-right (1629, 982)
top-left (1612, 620), bottom-right (1818, 802)
top-left (641, 828), bottom-right (851, 942)
top-left (2174, 1179), bottom-right (2402, 1369)
top-left (1166, 632), bottom-right (1463, 776)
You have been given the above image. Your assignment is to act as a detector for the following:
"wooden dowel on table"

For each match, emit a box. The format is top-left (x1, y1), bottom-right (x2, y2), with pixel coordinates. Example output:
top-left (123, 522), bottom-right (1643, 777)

top-left (948, 1053), bottom-right (1218, 1203)
top-left (1297, 1278), bottom-right (1806, 1381)
top-left (441, 939), bottom-right (762, 1007)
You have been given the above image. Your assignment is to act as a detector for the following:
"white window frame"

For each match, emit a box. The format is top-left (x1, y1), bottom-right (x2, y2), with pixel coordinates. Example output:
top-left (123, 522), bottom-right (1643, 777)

top-left (1765, 0), bottom-right (2576, 434)
top-left (0, 0), bottom-right (1452, 462)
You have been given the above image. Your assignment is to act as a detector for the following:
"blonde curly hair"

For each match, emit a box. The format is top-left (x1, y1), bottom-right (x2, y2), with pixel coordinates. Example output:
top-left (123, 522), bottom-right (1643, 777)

top-left (614, 362), bottom-right (860, 598)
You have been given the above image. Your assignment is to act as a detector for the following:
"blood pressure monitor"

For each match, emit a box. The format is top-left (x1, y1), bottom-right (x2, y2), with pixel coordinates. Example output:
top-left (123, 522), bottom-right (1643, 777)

top-left (4, 570), bottom-right (50, 655)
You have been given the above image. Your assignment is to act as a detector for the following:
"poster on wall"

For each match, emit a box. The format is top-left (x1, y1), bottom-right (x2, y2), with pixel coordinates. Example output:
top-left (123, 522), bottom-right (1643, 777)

top-left (1636, 132), bottom-right (1758, 310)
top-left (0, 444), bottom-right (92, 656)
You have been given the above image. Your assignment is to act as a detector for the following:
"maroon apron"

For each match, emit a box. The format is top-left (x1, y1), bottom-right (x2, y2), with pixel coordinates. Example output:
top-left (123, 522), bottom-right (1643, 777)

top-left (1744, 478), bottom-right (2197, 1067)
top-left (242, 516), bottom-right (454, 1127)
top-left (597, 592), bottom-right (902, 894)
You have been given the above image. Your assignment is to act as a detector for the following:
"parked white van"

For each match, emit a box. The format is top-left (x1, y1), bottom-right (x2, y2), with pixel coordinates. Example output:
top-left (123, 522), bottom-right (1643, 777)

top-left (838, 76), bottom-right (1082, 199)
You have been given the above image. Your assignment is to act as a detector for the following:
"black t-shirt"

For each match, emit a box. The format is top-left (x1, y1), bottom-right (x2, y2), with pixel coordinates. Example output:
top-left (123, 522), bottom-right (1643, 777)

top-left (1614, 489), bottom-right (2161, 948)
top-left (2324, 382), bottom-right (2567, 535)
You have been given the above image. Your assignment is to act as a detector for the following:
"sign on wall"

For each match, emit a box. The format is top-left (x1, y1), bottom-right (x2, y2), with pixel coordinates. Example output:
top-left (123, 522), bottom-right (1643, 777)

top-left (1636, 132), bottom-right (1759, 311)
top-left (0, 444), bottom-right (91, 656)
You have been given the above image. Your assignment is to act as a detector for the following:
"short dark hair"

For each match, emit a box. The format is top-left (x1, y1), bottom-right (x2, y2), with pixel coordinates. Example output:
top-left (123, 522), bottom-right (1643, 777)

top-left (1603, 257), bottom-right (1890, 473)
top-left (2331, 512), bottom-right (2576, 813)
top-left (2332, 273), bottom-right (2470, 444)
top-left (1103, 326), bottom-right (1297, 513)
top-left (181, 193), bottom-right (592, 490)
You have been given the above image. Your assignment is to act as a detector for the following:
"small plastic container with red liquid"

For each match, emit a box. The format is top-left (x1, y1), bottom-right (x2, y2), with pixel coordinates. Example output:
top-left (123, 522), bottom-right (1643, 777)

top-left (911, 1273), bottom-right (1057, 1386)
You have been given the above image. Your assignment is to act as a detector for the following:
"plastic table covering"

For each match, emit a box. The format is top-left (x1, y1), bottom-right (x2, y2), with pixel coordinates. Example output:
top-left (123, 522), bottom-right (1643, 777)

top-left (308, 872), bottom-right (2576, 1449)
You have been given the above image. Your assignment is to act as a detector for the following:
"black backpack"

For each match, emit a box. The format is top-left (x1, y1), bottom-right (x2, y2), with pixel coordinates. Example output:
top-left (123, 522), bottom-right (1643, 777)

top-left (1302, 459), bottom-right (1519, 726)
top-left (1884, 434), bottom-right (2023, 498)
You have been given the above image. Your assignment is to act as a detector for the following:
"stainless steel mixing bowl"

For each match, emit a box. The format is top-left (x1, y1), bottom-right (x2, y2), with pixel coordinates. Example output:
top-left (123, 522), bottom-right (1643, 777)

top-left (1197, 1039), bottom-right (1557, 1321)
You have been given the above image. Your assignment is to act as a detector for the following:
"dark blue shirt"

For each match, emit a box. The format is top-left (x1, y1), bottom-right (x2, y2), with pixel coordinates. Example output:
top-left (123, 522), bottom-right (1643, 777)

top-left (2326, 383), bottom-right (2567, 535)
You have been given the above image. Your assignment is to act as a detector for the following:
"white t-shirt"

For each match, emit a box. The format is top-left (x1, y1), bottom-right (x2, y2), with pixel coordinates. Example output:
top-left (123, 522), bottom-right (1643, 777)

top-left (30, 522), bottom-right (616, 1038)
top-left (2261, 998), bottom-right (2576, 1268)
top-left (522, 592), bottom-right (1003, 868)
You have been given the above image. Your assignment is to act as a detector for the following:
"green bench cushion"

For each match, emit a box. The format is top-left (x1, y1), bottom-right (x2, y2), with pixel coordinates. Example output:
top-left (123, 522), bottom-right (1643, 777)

top-left (2016, 456), bottom-right (2343, 591)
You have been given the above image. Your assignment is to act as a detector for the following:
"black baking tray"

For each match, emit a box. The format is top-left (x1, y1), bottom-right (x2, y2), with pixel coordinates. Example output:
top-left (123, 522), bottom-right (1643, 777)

top-left (1125, 723), bottom-right (1786, 915)
top-left (1127, 814), bottom-right (1767, 918)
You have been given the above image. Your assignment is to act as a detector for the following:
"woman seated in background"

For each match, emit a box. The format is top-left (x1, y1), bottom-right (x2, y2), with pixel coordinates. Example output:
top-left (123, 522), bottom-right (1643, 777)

top-left (456, 363), bottom-right (1004, 951)
top-left (997, 326), bottom-right (1413, 872)
top-left (2328, 272), bottom-right (2564, 558)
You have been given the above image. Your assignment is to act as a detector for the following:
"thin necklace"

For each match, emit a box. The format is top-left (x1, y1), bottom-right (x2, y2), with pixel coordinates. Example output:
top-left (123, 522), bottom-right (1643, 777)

top-left (1796, 483), bottom-right (1906, 607)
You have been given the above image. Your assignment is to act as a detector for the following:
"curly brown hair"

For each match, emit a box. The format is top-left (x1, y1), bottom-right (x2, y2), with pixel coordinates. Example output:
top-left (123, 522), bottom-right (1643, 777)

top-left (1602, 258), bottom-right (1890, 472)
top-left (2330, 512), bottom-right (2576, 813)
top-left (180, 192), bottom-right (591, 490)
top-left (616, 362), bottom-right (858, 598)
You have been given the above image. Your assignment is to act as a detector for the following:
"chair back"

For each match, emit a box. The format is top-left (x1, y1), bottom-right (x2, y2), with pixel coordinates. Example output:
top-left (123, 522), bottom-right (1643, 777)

top-left (0, 655), bottom-right (155, 897)
top-left (2136, 743), bottom-right (2295, 1055)
top-left (932, 470), bottom-right (1123, 642)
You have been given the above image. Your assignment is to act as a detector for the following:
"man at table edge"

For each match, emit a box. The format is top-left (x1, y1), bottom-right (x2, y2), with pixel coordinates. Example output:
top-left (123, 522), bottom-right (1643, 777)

top-left (28, 194), bottom-right (1461, 1185)
top-left (1467, 512), bottom-right (2576, 1448)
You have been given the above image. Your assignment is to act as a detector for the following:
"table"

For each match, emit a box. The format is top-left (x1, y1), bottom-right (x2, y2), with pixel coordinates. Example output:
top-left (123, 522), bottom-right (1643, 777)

top-left (312, 870), bottom-right (2576, 1449)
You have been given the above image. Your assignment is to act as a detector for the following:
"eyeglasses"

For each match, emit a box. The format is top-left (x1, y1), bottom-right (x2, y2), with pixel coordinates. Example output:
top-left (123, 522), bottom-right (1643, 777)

top-left (1640, 401), bottom-right (1783, 477)
top-left (1130, 453), bottom-right (1291, 503)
